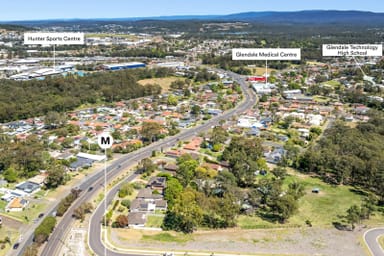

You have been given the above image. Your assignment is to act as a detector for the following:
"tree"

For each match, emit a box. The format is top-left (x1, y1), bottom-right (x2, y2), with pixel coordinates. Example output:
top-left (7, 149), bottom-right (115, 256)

top-left (176, 156), bottom-right (198, 187)
top-left (114, 215), bottom-right (128, 228)
top-left (121, 199), bottom-right (131, 209)
top-left (167, 94), bottom-right (178, 106)
top-left (73, 202), bottom-right (93, 221)
top-left (210, 126), bottom-right (228, 145)
top-left (34, 216), bottom-right (56, 244)
top-left (272, 194), bottom-right (298, 223)
top-left (163, 188), bottom-right (203, 233)
top-left (222, 137), bottom-right (263, 187)
top-left (45, 163), bottom-right (66, 188)
top-left (191, 105), bottom-right (201, 115)
top-left (139, 158), bottom-right (157, 175)
top-left (118, 183), bottom-right (134, 198)
top-left (345, 205), bottom-right (361, 230)
top-left (271, 167), bottom-right (287, 179)
top-left (141, 121), bottom-right (162, 142)
top-left (44, 111), bottom-right (67, 129)
top-left (3, 166), bottom-right (18, 182)
top-left (164, 178), bottom-right (183, 207)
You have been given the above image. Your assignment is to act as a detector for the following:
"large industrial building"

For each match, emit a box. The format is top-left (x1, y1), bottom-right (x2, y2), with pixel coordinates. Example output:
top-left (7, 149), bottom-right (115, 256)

top-left (102, 62), bottom-right (146, 71)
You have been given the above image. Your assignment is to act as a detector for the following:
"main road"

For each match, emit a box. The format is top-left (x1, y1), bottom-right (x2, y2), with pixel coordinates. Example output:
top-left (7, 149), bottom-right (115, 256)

top-left (17, 70), bottom-right (256, 256)
top-left (364, 228), bottom-right (384, 256)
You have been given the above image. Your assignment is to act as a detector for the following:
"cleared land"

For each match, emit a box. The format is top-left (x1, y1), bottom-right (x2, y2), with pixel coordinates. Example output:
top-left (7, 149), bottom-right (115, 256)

top-left (110, 227), bottom-right (365, 256)
top-left (137, 77), bottom-right (185, 93)
top-left (0, 214), bottom-right (22, 256)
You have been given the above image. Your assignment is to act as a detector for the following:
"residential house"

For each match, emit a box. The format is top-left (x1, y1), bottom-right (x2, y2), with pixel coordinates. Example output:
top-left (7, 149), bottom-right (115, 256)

top-left (146, 177), bottom-right (167, 194)
top-left (128, 212), bottom-right (147, 228)
top-left (5, 197), bottom-right (28, 212)
top-left (69, 157), bottom-right (94, 171)
top-left (15, 181), bottom-right (40, 194)
top-left (130, 199), bottom-right (156, 212)
top-left (136, 188), bottom-right (163, 201)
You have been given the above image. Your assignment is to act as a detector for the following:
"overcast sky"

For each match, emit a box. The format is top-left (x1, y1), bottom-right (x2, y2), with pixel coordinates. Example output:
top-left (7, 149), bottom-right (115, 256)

top-left (2, 0), bottom-right (384, 21)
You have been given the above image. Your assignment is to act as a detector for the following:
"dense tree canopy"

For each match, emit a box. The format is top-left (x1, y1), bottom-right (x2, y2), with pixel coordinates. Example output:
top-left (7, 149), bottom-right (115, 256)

top-left (299, 111), bottom-right (384, 202)
top-left (0, 68), bottom-right (164, 122)
top-left (222, 136), bottom-right (264, 187)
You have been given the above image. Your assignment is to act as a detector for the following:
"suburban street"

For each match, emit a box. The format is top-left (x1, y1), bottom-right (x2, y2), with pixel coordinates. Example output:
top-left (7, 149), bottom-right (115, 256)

top-left (16, 70), bottom-right (256, 256)
top-left (364, 228), bottom-right (384, 256)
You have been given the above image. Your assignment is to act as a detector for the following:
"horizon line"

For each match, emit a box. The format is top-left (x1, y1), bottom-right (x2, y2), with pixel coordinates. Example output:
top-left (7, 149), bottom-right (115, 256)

top-left (0, 9), bottom-right (382, 23)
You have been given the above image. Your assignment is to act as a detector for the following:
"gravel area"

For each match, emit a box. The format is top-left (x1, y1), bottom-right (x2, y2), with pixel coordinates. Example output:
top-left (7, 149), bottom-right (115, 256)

top-left (110, 227), bottom-right (366, 255)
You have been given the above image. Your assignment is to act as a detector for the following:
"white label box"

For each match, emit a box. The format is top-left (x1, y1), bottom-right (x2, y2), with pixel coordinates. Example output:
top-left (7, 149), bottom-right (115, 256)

top-left (322, 44), bottom-right (382, 57)
top-left (24, 32), bottom-right (85, 45)
top-left (232, 48), bottom-right (301, 60)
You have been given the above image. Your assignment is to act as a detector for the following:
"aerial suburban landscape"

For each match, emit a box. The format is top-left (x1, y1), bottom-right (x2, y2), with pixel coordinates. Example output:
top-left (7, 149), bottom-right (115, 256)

top-left (0, 1), bottom-right (384, 256)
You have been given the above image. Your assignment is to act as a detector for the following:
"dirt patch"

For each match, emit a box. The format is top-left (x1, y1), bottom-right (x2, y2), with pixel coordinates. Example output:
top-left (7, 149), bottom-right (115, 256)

top-left (0, 214), bottom-right (23, 230)
top-left (137, 77), bottom-right (184, 92)
top-left (110, 227), bottom-right (366, 256)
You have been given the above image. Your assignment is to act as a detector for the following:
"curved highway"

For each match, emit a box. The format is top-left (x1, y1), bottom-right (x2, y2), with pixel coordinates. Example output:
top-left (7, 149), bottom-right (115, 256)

top-left (364, 228), bottom-right (384, 256)
top-left (16, 71), bottom-right (256, 256)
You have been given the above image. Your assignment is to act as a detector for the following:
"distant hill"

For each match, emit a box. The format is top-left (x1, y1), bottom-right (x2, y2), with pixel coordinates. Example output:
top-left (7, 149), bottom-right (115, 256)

top-left (2, 10), bottom-right (384, 27)
top-left (219, 10), bottom-right (384, 24)
top-left (0, 24), bottom-right (30, 31)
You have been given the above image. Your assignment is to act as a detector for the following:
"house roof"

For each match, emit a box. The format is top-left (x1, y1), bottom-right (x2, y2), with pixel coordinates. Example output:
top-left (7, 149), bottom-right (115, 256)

top-left (130, 199), bottom-right (149, 211)
top-left (155, 199), bottom-right (167, 208)
top-left (147, 177), bottom-right (167, 189)
top-left (7, 197), bottom-right (28, 209)
top-left (28, 174), bottom-right (46, 185)
top-left (70, 157), bottom-right (93, 169)
top-left (15, 181), bottom-right (40, 193)
top-left (136, 188), bottom-right (163, 200)
top-left (128, 212), bottom-right (147, 225)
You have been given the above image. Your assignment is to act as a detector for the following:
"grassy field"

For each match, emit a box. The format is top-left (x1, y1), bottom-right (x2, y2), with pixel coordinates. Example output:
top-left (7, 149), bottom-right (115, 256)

top-left (379, 235), bottom-right (384, 250)
top-left (322, 80), bottom-right (341, 87)
top-left (5, 202), bottom-right (46, 223)
top-left (146, 215), bottom-right (164, 228)
top-left (251, 67), bottom-right (278, 76)
top-left (137, 77), bottom-right (185, 93)
top-left (238, 171), bottom-right (369, 229)
top-left (285, 173), bottom-right (365, 227)
top-left (141, 232), bottom-right (192, 243)
top-left (0, 199), bottom-right (6, 211)
top-left (306, 61), bottom-right (327, 66)
top-left (0, 225), bottom-right (19, 256)
top-left (313, 95), bottom-right (331, 103)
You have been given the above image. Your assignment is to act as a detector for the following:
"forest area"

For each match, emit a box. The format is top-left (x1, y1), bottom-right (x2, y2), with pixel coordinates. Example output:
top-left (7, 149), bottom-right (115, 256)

top-left (0, 68), bottom-right (172, 122)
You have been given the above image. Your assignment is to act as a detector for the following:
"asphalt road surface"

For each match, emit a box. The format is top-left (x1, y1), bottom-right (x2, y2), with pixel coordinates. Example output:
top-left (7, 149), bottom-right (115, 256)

top-left (364, 228), bottom-right (384, 256)
top-left (17, 70), bottom-right (256, 256)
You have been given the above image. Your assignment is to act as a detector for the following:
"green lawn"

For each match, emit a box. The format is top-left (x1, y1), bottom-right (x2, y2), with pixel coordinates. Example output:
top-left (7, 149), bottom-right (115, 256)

top-left (0, 199), bottom-right (6, 211)
top-left (379, 235), bottom-right (384, 250)
top-left (313, 96), bottom-right (331, 103)
top-left (285, 173), bottom-right (364, 227)
top-left (6, 202), bottom-right (46, 223)
top-left (238, 171), bottom-right (372, 229)
top-left (141, 232), bottom-right (192, 243)
top-left (146, 215), bottom-right (164, 228)
top-left (323, 80), bottom-right (341, 87)
top-left (0, 226), bottom-right (19, 256)
top-left (33, 189), bottom-right (48, 198)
